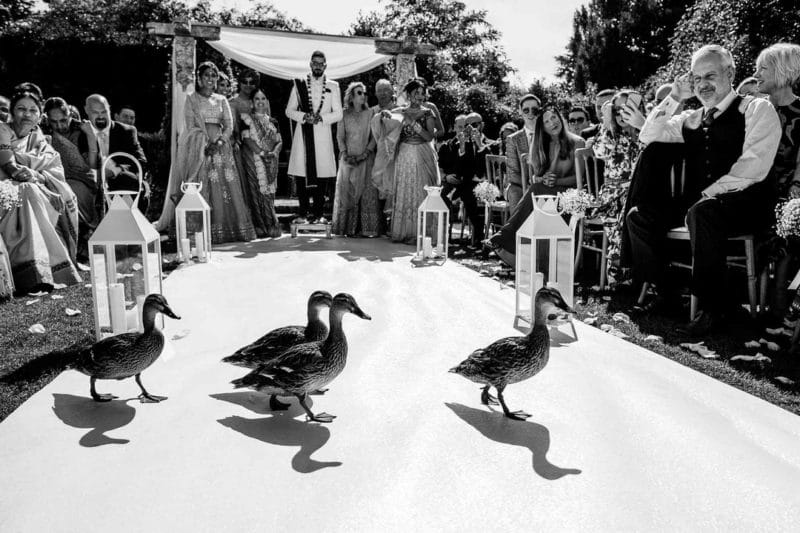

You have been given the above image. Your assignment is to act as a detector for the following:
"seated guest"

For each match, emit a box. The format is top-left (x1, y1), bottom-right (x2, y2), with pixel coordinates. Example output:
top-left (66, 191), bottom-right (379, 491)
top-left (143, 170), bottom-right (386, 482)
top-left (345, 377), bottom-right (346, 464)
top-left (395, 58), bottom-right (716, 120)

top-left (567, 106), bottom-right (591, 136)
top-left (587, 90), bottom-right (646, 285)
top-left (497, 122), bottom-right (518, 156)
top-left (44, 96), bottom-right (99, 260)
top-left (68, 105), bottom-right (81, 122)
top-left (488, 104), bottom-right (584, 264)
top-left (79, 94), bottom-right (150, 214)
top-left (0, 95), bottom-right (9, 122)
top-left (439, 113), bottom-right (488, 247)
top-left (0, 83), bottom-right (81, 293)
top-left (114, 104), bottom-right (136, 127)
top-left (631, 44), bottom-right (780, 335)
top-left (754, 42), bottom-right (800, 316)
top-left (581, 88), bottom-right (616, 139)
top-left (504, 94), bottom-right (541, 212)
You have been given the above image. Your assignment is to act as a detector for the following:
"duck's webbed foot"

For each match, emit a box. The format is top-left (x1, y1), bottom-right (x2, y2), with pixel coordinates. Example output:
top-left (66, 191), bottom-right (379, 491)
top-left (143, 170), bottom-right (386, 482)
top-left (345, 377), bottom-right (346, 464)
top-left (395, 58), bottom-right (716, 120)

top-left (480, 385), bottom-right (498, 406)
top-left (497, 387), bottom-right (530, 421)
top-left (309, 388), bottom-right (328, 395)
top-left (296, 393), bottom-right (336, 423)
top-left (269, 394), bottom-right (290, 411)
top-left (90, 377), bottom-right (117, 402)
top-left (307, 412), bottom-right (336, 423)
top-left (135, 374), bottom-right (168, 403)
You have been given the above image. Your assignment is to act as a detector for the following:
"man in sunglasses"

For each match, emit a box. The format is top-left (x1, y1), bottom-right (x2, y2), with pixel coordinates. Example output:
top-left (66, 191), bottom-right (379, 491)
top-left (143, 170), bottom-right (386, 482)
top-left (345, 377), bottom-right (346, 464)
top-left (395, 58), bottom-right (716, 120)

top-left (286, 50), bottom-right (343, 224)
top-left (505, 94), bottom-right (541, 212)
top-left (581, 88), bottom-right (616, 140)
top-left (567, 106), bottom-right (591, 137)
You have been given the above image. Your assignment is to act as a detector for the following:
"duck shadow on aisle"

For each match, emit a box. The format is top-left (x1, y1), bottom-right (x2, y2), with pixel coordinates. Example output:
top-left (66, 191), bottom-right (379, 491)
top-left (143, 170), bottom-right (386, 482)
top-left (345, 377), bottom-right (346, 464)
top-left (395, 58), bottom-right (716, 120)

top-left (51, 393), bottom-right (136, 447)
top-left (214, 236), bottom-right (416, 263)
top-left (211, 392), bottom-right (342, 473)
top-left (445, 403), bottom-right (582, 480)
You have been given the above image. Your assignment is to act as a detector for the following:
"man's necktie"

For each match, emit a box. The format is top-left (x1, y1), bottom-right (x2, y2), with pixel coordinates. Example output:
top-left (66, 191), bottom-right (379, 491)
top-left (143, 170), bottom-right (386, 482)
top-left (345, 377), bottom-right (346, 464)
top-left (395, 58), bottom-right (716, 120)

top-left (97, 130), bottom-right (108, 158)
top-left (701, 107), bottom-right (718, 127)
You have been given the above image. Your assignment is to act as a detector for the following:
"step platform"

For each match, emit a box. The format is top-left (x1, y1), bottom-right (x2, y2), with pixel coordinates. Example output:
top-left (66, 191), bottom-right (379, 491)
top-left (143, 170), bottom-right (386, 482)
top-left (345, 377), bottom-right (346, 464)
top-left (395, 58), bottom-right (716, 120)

top-left (290, 221), bottom-right (332, 239)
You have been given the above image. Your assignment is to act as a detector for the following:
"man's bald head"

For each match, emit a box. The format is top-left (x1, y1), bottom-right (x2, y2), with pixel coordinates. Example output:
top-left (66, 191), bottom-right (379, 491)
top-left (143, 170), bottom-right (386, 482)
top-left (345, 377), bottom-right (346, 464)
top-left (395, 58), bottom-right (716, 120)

top-left (85, 94), bottom-right (111, 130)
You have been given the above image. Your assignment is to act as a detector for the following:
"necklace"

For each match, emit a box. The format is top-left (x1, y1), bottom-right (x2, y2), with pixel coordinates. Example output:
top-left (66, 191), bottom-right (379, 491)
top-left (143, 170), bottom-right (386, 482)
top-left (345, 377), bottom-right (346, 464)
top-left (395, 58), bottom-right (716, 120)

top-left (306, 74), bottom-right (326, 115)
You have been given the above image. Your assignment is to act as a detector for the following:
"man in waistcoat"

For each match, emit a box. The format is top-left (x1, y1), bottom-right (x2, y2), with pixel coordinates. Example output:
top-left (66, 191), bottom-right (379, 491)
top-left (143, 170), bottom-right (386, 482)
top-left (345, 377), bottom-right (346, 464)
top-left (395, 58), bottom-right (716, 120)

top-left (286, 50), bottom-right (343, 224)
top-left (629, 44), bottom-right (781, 335)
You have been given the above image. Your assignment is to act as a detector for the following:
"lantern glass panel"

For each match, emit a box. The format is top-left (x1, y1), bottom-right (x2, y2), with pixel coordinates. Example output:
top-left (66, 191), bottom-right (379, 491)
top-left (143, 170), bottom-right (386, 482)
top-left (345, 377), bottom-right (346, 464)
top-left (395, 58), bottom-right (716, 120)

top-left (184, 211), bottom-right (205, 237)
top-left (91, 244), bottom-right (111, 335)
top-left (516, 237), bottom-right (533, 323)
top-left (420, 212), bottom-right (446, 249)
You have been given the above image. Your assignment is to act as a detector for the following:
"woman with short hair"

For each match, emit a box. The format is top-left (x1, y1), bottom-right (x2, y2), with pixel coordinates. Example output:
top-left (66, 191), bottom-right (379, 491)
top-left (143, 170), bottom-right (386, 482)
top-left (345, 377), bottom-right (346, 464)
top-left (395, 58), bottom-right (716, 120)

top-left (0, 82), bottom-right (81, 293)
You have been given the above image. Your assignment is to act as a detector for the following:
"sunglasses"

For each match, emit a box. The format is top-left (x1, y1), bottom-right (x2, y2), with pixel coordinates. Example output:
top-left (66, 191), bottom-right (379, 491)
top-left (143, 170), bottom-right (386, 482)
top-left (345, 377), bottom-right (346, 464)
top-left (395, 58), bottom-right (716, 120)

top-left (568, 117), bottom-right (586, 124)
top-left (521, 106), bottom-right (541, 115)
top-left (240, 80), bottom-right (256, 85)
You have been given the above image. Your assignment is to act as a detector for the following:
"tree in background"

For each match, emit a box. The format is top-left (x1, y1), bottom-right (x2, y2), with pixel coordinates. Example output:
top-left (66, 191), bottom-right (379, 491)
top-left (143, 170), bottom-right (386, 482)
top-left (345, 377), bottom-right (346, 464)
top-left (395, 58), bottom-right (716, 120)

top-left (350, 0), bottom-right (515, 136)
top-left (650, 0), bottom-right (800, 89)
top-left (556, 0), bottom-right (693, 93)
top-left (0, 0), bottom-right (34, 29)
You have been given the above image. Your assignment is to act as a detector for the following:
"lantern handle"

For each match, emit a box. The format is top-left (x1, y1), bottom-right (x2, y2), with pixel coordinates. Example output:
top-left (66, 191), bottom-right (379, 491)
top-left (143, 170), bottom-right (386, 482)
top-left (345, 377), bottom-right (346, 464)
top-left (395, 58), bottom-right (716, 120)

top-left (181, 181), bottom-right (203, 193)
top-left (101, 152), bottom-right (144, 208)
top-left (532, 194), bottom-right (565, 216)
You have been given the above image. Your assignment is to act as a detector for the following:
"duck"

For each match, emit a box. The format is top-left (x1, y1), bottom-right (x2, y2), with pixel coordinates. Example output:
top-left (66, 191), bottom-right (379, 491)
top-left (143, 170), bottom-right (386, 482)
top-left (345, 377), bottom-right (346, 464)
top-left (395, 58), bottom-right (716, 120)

top-left (231, 293), bottom-right (371, 422)
top-left (221, 290), bottom-right (333, 368)
top-left (449, 287), bottom-right (574, 420)
top-left (71, 294), bottom-right (181, 403)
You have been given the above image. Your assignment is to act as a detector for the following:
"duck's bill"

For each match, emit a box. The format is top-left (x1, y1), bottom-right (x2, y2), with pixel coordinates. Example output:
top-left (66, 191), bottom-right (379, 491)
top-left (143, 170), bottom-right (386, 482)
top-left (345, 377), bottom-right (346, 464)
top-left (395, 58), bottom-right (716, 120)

top-left (162, 305), bottom-right (181, 320)
top-left (353, 306), bottom-right (372, 320)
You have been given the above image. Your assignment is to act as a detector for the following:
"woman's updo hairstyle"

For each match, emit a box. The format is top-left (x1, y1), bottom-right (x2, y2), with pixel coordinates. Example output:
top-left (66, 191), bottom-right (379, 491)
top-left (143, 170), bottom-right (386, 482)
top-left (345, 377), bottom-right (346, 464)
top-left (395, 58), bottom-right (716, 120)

top-left (403, 78), bottom-right (425, 96)
top-left (11, 82), bottom-right (44, 110)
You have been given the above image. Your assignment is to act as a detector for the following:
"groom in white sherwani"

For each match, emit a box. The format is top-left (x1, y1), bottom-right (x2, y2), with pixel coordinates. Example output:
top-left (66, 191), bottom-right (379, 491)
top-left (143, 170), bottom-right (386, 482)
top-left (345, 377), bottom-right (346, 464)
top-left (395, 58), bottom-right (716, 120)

top-left (286, 51), bottom-right (343, 224)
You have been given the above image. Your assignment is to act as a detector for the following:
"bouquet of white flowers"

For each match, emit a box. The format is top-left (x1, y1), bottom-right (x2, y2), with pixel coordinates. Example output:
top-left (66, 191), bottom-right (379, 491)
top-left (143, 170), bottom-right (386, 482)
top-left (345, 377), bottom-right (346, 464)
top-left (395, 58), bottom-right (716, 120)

top-left (473, 181), bottom-right (500, 204)
top-left (0, 180), bottom-right (21, 212)
top-left (558, 188), bottom-right (595, 216)
top-left (776, 198), bottom-right (800, 238)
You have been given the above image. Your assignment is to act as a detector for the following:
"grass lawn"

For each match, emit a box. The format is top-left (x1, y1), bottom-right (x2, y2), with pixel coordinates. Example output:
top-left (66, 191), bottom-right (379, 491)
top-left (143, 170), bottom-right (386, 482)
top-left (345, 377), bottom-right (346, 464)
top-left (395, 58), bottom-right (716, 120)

top-left (2, 236), bottom-right (799, 422)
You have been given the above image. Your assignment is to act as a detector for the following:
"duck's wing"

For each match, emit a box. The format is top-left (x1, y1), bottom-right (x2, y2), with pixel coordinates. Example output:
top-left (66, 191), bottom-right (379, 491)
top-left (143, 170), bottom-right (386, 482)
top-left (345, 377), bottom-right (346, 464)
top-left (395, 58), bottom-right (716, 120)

top-left (238, 326), bottom-right (306, 355)
top-left (257, 340), bottom-right (324, 374)
top-left (76, 333), bottom-right (140, 372)
top-left (451, 336), bottom-right (528, 378)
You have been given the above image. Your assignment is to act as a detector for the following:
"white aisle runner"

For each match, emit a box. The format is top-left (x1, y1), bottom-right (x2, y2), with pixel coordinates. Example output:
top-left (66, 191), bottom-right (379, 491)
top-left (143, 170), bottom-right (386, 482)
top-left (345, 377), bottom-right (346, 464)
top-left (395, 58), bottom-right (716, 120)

top-left (1, 237), bottom-right (799, 532)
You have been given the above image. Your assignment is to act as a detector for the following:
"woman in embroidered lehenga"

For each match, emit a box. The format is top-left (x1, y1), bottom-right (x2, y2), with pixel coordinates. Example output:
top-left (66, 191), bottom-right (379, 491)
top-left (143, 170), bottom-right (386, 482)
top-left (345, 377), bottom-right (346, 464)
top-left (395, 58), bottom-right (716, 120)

top-left (240, 88), bottom-right (282, 238)
top-left (380, 78), bottom-right (439, 243)
top-left (0, 83), bottom-right (80, 294)
top-left (332, 82), bottom-right (380, 237)
top-left (156, 61), bottom-right (255, 244)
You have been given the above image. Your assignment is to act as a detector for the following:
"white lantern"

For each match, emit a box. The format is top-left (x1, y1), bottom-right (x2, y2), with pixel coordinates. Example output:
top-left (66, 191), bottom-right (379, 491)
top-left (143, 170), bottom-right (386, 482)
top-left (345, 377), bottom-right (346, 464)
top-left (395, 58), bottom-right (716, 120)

top-left (89, 166), bottom-right (163, 340)
top-left (514, 194), bottom-right (575, 331)
top-left (175, 182), bottom-right (211, 263)
top-left (415, 186), bottom-right (450, 264)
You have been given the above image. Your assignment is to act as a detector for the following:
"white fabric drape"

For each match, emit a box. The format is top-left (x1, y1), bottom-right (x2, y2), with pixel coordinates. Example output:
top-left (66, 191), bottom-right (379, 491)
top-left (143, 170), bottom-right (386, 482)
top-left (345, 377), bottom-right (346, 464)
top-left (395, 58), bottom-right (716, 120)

top-left (206, 26), bottom-right (390, 80)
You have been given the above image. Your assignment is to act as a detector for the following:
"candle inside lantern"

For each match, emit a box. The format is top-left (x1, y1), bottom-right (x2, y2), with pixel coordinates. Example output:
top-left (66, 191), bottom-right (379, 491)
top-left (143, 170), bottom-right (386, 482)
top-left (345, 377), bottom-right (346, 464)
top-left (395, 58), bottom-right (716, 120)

top-left (423, 236), bottom-right (433, 258)
top-left (533, 272), bottom-right (544, 295)
top-left (195, 231), bottom-right (206, 262)
top-left (180, 238), bottom-right (191, 262)
top-left (108, 283), bottom-right (126, 335)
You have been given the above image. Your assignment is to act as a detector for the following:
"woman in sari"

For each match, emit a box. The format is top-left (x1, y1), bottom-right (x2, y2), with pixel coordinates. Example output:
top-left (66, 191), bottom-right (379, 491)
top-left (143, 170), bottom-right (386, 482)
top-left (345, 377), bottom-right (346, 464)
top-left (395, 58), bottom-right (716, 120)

top-left (381, 78), bottom-right (439, 243)
top-left (158, 61), bottom-right (255, 243)
top-left (332, 82), bottom-right (380, 237)
top-left (240, 88), bottom-right (282, 238)
top-left (0, 83), bottom-right (80, 293)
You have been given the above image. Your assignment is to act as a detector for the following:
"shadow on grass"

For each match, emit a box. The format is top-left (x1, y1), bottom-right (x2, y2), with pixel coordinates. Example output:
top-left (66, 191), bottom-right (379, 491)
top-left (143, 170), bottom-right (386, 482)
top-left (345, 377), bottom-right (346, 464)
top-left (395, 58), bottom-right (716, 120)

top-left (212, 392), bottom-right (341, 473)
top-left (51, 393), bottom-right (135, 447)
top-left (445, 402), bottom-right (581, 480)
top-left (0, 340), bottom-right (89, 385)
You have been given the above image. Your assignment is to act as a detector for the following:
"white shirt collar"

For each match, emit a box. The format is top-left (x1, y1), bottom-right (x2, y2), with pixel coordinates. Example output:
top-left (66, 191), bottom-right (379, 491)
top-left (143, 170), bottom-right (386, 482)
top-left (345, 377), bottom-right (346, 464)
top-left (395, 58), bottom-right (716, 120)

top-left (706, 88), bottom-right (737, 114)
